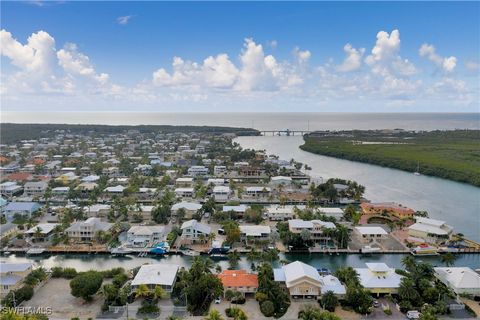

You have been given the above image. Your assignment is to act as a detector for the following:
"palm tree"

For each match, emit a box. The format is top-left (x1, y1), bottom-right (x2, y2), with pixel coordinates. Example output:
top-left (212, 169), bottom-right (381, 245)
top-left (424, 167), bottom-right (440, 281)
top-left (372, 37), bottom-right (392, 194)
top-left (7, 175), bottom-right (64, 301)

top-left (228, 250), bottom-right (240, 269)
top-left (298, 305), bottom-right (323, 320)
top-left (441, 252), bottom-right (456, 267)
top-left (135, 284), bottom-right (150, 299)
top-left (321, 290), bottom-right (338, 312)
top-left (33, 226), bottom-right (43, 242)
top-left (153, 285), bottom-right (167, 300)
top-left (207, 232), bottom-right (216, 245)
top-left (402, 255), bottom-right (416, 272)
top-left (225, 289), bottom-right (235, 307)
top-left (198, 233), bottom-right (206, 245)
top-left (398, 278), bottom-right (419, 302)
top-left (204, 309), bottom-right (224, 320)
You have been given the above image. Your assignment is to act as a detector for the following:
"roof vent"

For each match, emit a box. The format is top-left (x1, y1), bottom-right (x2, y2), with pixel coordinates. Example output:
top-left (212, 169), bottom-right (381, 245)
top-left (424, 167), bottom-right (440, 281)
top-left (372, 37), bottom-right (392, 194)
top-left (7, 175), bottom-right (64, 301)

top-left (233, 273), bottom-right (237, 277)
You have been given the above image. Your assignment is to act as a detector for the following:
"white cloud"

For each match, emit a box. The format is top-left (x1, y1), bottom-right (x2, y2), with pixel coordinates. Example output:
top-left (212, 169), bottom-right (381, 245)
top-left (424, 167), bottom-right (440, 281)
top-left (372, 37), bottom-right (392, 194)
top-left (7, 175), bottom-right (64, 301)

top-left (419, 43), bottom-right (457, 72)
top-left (365, 30), bottom-right (401, 65)
top-left (465, 61), bottom-right (479, 71)
top-left (57, 43), bottom-right (109, 84)
top-left (117, 15), bottom-right (133, 25)
top-left (337, 43), bottom-right (365, 72)
top-left (1, 29), bottom-right (55, 74)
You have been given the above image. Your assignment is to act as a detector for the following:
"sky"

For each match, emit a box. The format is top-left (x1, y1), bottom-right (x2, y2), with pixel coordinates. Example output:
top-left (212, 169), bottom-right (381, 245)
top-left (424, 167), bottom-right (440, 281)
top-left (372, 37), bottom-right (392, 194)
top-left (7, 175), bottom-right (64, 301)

top-left (1, 1), bottom-right (479, 113)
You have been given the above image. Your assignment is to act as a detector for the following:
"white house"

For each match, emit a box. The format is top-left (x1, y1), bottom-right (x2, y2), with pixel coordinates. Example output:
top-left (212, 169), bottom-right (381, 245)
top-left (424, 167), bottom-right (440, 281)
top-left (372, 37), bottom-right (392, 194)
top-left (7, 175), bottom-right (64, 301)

top-left (187, 166), bottom-right (209, 177)
top-left (214, 165), bottom-right (227, 176)
top-left (274, 261), bottom-right (323, 299)
top-left (245, 186), bottom-right (271, 197)
top-left (0, 262), bottom-right (33, 298)
top-left (240, 225), bottom-right (271, 242)
top-left (181, 219), bottom-right (211, 242)
top-left (288, 219), bottom-right (336, 242)
top-left (207, 178), bottom-right (226, 186)
top-left (25, 223), bottom-right (58, 242)
top-left (127, 226), bottom-right (165, 247)
top-left (265, 205), bottom-right (306, 221)
top-left (319, 275), bottom-right (347, 296)
top-left (65, 217), bottom-right (112, 242)
top-left (354, 263), bottom-right (403, 296)
top-left (212, 186), bottom-right (231, 201)
top-left (23, 181), bottom-right (48, 197)
top-left (222, 205), bottom-right (248, 216)
top-left (0, 182), bottom-right (23, 197)
top-left (84, 204), bottom-right (111, 218)
top-left (176, 177), bottom-right (194, 187)
top-left (354, 226), bottom-right (388, 244)
top-left (131, 264), bottom-right (179, 293)
top-left (317, 207), bottom-right (344, 220)
top-left (433, 267), bottom-right (480, 295)
top-left (175, 187), bottom-right (194, 198)
top-left (104, 185), bottom-right (125, 194)
top-left (171, 202), bottom-right (202, 220)
top-left (408, 217), bottom-right (453, 244)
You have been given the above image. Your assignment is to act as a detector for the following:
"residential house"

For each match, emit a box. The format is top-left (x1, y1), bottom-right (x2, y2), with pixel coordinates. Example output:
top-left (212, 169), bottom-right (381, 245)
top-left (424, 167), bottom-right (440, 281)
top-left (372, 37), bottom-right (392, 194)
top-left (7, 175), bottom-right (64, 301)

top-left (3, 202), bottom-right (41, 220)
top-left (23, 181), bottom-right (48, 197)
top-left (0, 263), bottom-right (33, 298)
top-left (84, 204), bottom-right (111, 218)
top-left (222, 205), bottom-right (248, 217)
top-left (0, 223), bottom-right (17, 241)
top-left (433, 267), bottom-right (480, 295)
top-left (171, 202), bottom-right (202, 220)
top-left (207, 178), bottom-right (226, 186)
top-left (274, 261), bottom-right (323, 299)
top-left (187, 166), bottom-right (208, 177)
top-left (217, 270), bottom-right (258, 297)
top-left (239, 225), bottom-right (271, 242)
top-left (271, 176), bottom-right (293, 186)
top-left (317, 208), bottom-right (344, 220)
top-left (355, 263), bottom-right (403, 296)
top-left (319, 275), bottom-right (347, 297)
top-left (176, 177), bottom-right (194, 187)
top-left (408, 217), bottom-right (453, 244)
top-left (288, 219), bottom-right (336, 242)
top-left (131, 264), bottom-right (179, 294)
top-left (180, 219), bottom-right (211, 243)
top-left (245, 186), bottom-right (271, 198)
top-left (354, 226), bottom-right (388, 244)
top-left (212, 186), bottom-right (231, 202)
top-left (65, 217), bottom-right (113, 242)
top-left (128, 205), bottom-right (155, 221)
top-left (213, 166), bottom-right (227, 176)
top-left (0, 182), bottom-right (23, 197)
top-left (104, 185), bottom-right (125, 194)
top-left (127, 226), bottom-right (165, 247)
top-left (360, 202), bottom-right (415, 219)
top-left (175, 187), bottom-right (194, 198)
top-left (25, 223), bottom-right (58, 242)
top-left (265, 205), bottom-right (306, 221)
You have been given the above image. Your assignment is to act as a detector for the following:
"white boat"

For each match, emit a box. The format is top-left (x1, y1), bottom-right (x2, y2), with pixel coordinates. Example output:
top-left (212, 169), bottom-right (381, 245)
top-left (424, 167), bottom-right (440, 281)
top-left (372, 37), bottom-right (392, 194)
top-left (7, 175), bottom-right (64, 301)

top-left (111, 246), bottom-right (133, 255)
top-left (361, 245), bottom-right (381, 254)
top-left (26, 248), bottom-right (46, 255)
top-left (181, 249), bottom-right (200, 257)
top-left (411, 245), bottom-right (438, 256)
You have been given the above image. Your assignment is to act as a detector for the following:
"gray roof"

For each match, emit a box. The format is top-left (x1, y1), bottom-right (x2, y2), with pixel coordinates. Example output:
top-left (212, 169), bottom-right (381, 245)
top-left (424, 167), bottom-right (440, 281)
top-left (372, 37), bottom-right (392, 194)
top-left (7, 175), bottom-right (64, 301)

top-left (0, 262), bottom-right (33, 273)
top-left (4, 202), bottom-right (41, 212)
top-left (181, 219), bottom-right (211, 234)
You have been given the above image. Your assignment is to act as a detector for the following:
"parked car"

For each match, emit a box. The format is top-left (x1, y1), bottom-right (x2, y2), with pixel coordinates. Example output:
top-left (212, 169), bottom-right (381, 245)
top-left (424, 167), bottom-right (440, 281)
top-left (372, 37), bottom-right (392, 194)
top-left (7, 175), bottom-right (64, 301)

top-left (215, 297), bottom-right (221, 304)
top-left (373, 300), bottom-right (380, 308)
top-left (407, 310), bottom-right (420, 319)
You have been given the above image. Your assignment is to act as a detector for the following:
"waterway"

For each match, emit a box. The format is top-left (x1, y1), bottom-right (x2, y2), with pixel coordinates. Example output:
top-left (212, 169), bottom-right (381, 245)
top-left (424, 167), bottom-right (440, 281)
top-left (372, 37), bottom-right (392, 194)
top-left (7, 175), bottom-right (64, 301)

top-left (1, 252), bottom-right (479, 272)
top-left (235, 136), bottom-right (480, 243)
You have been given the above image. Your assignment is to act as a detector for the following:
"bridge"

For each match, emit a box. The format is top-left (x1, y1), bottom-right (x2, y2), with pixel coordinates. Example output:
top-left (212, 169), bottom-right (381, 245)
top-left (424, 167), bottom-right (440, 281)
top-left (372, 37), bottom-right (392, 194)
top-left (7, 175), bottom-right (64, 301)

top-left (260, 129), bottom-right (311, 136)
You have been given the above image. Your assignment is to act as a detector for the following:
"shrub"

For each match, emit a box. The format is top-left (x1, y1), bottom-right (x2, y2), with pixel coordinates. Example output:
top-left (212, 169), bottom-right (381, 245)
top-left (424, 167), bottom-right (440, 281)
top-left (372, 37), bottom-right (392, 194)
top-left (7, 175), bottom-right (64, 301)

top-left (70, 271), bottom-right (103, 301)
top-left (112, 273), bottom-right (128, 288)
top-left (63, 268), bottom-right (78, 279)
top-left (51, 266), bottom-right (64, 278)
top-left (260, 300), bottom-right (275, 317)
top-left (384, 308), bottom-right (392, 315)
top-left (138, 299), bottom-right (160, 314)
top-left (255, 292), bottom-right (268, 303)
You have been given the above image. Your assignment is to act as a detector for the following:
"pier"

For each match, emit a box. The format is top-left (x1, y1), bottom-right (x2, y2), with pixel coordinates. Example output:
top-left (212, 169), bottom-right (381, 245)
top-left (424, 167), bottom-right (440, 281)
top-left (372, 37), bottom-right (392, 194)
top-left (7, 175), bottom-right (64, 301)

top-left (261, 129), bottom-right (311, 136)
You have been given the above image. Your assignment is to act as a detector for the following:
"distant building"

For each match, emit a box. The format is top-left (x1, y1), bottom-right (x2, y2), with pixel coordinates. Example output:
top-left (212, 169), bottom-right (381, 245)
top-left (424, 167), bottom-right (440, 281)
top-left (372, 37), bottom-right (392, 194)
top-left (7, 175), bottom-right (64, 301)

top-left (271, 176), bottom-right (293, 186)
top-left (213, 166), bottom-right (227, 176)
top-left (187, 166), bottom-right (208, 177)
top-left (171, 202), bottom-right (202, 220)
top-left (212, 186), bottom-right (231, 201)
top-left (175, 187), bottom-right (194, 198)
top-left (265, 205), bottom-right (306, 221)
top-left (354, 226), bottom-right (388, 244)
top-left (25, 223), bottom-right (58, 242)
top-left (245, 186), bottom-right (271, 197)
top-left (288, 219), bottom-right (336, 242)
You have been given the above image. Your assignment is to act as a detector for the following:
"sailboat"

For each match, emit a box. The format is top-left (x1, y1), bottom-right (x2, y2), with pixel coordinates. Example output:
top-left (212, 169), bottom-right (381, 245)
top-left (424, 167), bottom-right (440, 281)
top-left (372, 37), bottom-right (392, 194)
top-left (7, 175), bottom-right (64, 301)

top-left (414, 161), bottom-right (420, 176)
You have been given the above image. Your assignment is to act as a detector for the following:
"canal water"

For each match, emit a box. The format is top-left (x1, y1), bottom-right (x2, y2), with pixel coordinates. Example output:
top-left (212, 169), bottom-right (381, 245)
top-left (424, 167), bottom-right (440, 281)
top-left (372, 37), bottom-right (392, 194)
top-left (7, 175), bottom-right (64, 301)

top-left (1, 252), bottom-right (479, 272)
top-left (235, 136), bottom-right (480, 243)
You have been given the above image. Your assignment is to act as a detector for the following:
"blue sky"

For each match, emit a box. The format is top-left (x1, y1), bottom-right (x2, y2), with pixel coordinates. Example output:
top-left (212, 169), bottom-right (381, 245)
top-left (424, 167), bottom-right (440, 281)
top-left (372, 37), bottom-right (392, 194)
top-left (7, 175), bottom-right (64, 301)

top-left (1, 1), bottom-right (479, 112)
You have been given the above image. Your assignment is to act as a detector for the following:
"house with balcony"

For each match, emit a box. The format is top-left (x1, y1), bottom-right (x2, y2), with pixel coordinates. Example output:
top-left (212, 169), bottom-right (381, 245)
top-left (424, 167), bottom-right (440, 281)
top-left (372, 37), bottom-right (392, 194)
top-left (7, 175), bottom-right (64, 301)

top-left (408, 217), bottom-right (453, 244)
top-left (23, 181), bottom-right (48, 197)
top-left (288, 219), bottom-right (336, 242)
top-left (0, 262), bottom-right (33, 298)
top-left (180, 219), bottom-right (211, 243)
top-left (354, 263), bottom-right (403, 296)
top-left (127, 226), bottom-right (165, 247)
top-left (217, 270), bottom-right (258, 297)
top-left (131, 264), bottom-right (179, 294)
top-left (65, 217), bottom-right (112, 242)
top-left (274, 261), bottom-right (323, 299)
top-left (239, 225), bottom-right (271, 243)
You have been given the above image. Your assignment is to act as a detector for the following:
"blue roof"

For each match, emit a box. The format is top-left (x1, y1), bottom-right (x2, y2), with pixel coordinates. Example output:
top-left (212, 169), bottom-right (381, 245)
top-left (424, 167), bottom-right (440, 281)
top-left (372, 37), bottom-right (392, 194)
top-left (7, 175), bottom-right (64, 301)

top-left (0, 197), bottom-right (7, 207)
top-left (4, 202), bottom-right (41, 212)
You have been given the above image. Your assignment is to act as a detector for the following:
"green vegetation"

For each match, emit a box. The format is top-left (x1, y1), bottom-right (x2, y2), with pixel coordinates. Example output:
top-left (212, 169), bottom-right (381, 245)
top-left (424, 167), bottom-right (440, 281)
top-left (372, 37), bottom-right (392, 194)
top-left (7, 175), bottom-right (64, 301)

top-left (334, 267), bottom-right (373, 314)
top-left (0, 123), bottom-right (259, 144)
top-left (173, 257), bottom-right (223, 315)
top-left (70, 271), bottom-right (104, 302)
top-left (298, 306), bottom-right (341, 320)
top-left (256, 263), bottom-right (290, 318)
top-left (301, 130), bottom-right (480, 186)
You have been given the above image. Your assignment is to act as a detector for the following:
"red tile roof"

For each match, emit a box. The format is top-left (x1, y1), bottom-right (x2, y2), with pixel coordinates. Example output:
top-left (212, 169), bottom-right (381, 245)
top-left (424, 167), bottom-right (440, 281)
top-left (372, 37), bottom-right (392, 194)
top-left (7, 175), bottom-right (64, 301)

top-left (217, 270), bottom-right (258, 288)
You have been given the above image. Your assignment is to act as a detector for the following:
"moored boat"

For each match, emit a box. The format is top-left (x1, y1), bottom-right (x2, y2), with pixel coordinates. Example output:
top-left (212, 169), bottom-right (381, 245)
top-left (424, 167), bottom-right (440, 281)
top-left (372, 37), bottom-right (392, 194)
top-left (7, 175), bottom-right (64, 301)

top-left (411, 244), bottom-right (438, 256)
